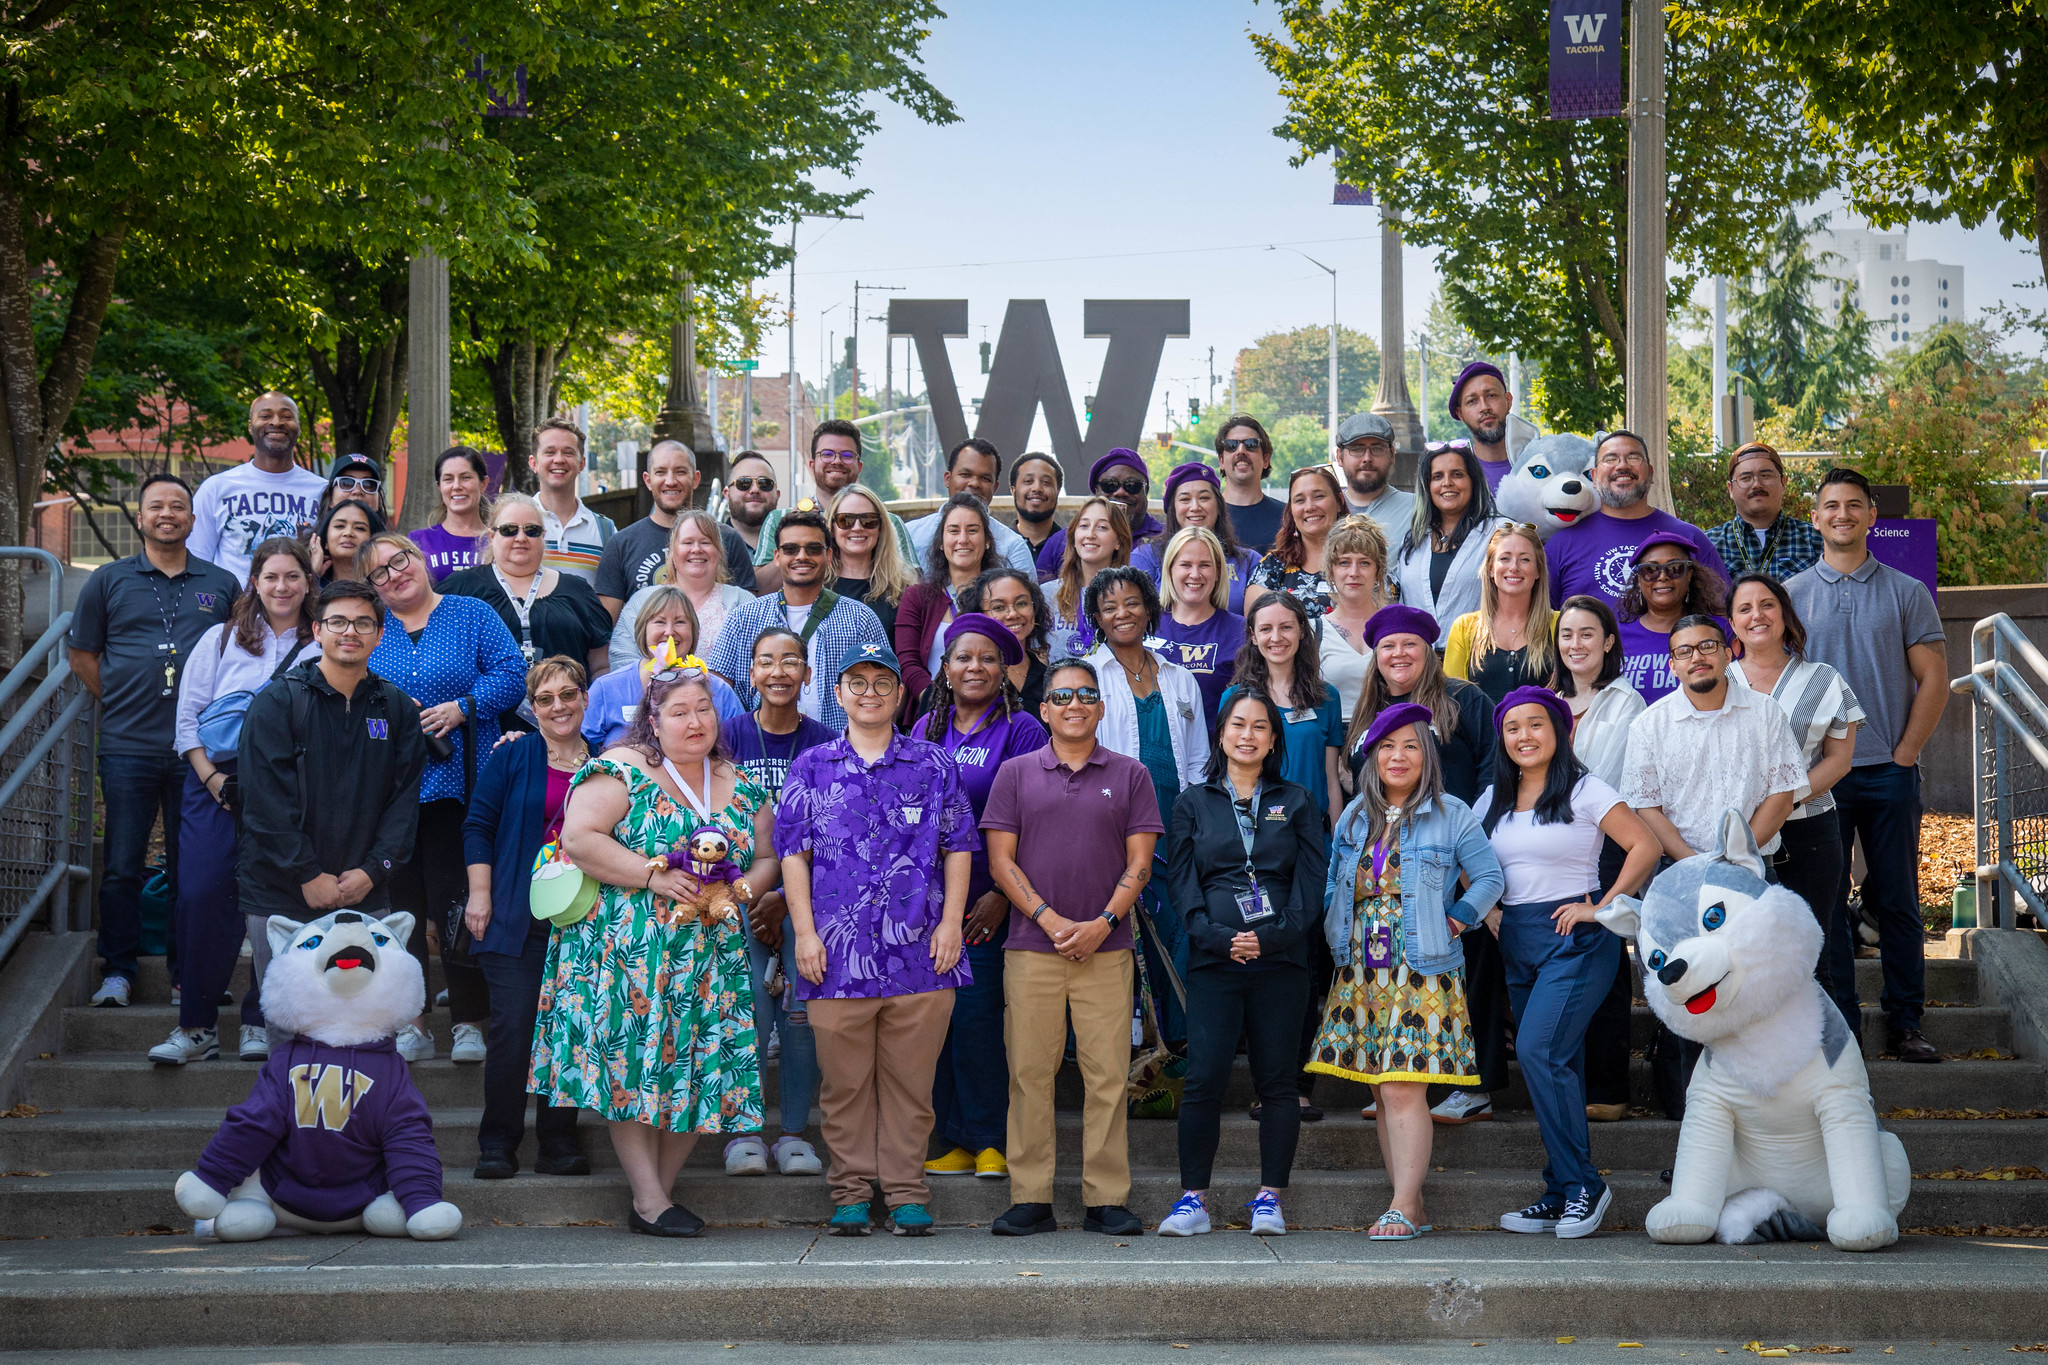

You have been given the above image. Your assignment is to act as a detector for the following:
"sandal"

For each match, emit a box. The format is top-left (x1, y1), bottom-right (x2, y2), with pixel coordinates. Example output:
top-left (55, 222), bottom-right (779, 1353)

top-left (1368, 1208), bottom-right (1428, 1240)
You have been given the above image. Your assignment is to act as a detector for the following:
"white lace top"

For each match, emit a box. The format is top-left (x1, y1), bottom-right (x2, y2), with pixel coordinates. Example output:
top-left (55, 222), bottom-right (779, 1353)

top-left (1620, 677), bottom-right (1806, 856)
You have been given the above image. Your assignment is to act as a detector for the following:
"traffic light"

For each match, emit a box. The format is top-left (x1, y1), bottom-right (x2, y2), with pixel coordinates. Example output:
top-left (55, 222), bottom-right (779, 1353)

top-left (1083, 393), bottom-right (1095, 421)
top-left (1188, 397), bottom-right (1201, 423)
top-left (843, 337), bottom-right (856, 370)
top-left (979, 340), bottom-right (991, 375)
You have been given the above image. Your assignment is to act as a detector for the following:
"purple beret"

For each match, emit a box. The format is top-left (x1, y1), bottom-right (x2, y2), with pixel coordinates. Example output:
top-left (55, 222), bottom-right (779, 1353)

top-left (1089, 448), bottom-right (1149, 486)
top-left (1356, 701), bottom-right (1437, 760)
top-left (1492, 684), bottom-right (1575, 741)
top-left (1629, 530), bottom-right (1700, 565)
top-left (1364, 603), bottom-right (1441, 650)
top-left (1162, 461), bottom-right (1221, 505)
top-left (943, 611), bottom-right (1024, 668)
top-left (1448, 361), bottom-right (1508, 419)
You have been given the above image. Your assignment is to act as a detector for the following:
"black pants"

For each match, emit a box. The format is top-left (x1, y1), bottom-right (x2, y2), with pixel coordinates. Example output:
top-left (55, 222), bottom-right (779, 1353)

top-left (1775, 809), bottom-right (1854, 1032)
top-left (1294, 932), bottom-right (1335, 1098)
top-left (1584, 837), bottom-right (1635, 1108)
top-left (1181, 962), bottom-right (1309, 1190)
top-left (391, 798), bottom-right (489, 1022)
top-left (1427, 926), bottom-right (1512, 1108)
top-left (476, 924), bottom-right (579, 1159)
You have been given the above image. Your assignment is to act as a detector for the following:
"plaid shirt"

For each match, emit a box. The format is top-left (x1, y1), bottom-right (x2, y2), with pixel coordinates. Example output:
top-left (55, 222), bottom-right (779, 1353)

top-left (1707, 514), bottom-right (1824, 583)
top-left (704, 589), bottom-right (888, 733)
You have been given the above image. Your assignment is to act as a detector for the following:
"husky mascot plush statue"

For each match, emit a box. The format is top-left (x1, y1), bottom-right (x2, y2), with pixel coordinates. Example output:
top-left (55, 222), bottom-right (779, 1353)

top-left (1494, 434), bottom-right (1599, 541)
top-left (1595, 810), bottom-right (1910, 1251)
top-left (173, 910), bottom-right (462, 1242)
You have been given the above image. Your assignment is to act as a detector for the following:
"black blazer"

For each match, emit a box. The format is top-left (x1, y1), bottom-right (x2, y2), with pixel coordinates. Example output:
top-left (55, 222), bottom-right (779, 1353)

top-left (1166, 775), bottom-right (1328, 970)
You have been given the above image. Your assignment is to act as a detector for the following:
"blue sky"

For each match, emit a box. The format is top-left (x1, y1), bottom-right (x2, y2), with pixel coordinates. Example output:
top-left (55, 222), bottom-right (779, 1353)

top-left (765, 0), bottom-right (2044, 440)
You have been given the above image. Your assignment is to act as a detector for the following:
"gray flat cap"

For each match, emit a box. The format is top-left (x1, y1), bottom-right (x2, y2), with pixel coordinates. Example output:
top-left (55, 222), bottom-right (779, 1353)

top-left (1336, 412), bottom-right (1395, 446)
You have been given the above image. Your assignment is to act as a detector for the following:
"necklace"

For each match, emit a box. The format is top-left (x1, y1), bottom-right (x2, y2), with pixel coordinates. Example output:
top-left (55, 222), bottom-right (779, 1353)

top-left (1114, 646), bottom-right (1154, 690)
top-left (545, 740), bottom-right (588, 771)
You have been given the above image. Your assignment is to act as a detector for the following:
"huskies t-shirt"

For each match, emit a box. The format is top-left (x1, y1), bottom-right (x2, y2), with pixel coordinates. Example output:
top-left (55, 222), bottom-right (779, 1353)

top-left (721, 713), bottom-right (837, 803)
top-left (188, 462), bottom-right (329, 584)
top-left (1544, 509), bottom-right (1732, 614)
top-left (1616, 614), bottom-right (1732, 704)
top-left (1155, 610), bottom-right (1244, 726)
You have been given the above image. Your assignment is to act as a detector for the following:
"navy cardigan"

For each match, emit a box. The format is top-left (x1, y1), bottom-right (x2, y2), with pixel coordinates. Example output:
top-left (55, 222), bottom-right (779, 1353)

top-left (461, 734), bottom-right (563, 958)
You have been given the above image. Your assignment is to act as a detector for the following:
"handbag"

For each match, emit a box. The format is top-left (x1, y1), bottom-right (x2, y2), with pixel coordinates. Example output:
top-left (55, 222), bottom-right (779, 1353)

top-left (530, 839), bottom-right (598, 928)
top-left (194, 637), bottom-right (312, 761)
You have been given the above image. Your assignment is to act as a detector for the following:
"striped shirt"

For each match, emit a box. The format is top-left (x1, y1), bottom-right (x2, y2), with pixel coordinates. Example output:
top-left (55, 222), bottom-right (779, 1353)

top-left (1731, 659), bottom-right (1863, 820)
top-left (1568, 679), bottom-right (1646, 792)
top-left (540, 501), bottom-right (615, 585)
top-left (703, 590), bottom-right (890, 733)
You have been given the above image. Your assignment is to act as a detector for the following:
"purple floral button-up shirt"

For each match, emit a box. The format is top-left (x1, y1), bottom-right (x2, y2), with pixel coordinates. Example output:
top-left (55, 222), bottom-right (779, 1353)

top-left (776, 730), bottom-right (981, 1001)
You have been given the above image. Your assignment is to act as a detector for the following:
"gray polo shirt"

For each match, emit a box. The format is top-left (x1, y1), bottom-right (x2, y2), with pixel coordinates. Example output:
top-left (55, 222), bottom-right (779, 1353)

top-left (1786, 553), bottom-right (1944, 766)
top-left (1345, 485), bottom-right (1417, 540)
top-left (68, 552), bottom-right (238, 757)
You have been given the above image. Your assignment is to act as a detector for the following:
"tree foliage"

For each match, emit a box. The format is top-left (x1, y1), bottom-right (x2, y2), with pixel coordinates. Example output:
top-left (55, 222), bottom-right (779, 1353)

top-left (1233, 324), bottom-right (1381, 424)
top-left (1726, 212), bottom-right (1878, 432)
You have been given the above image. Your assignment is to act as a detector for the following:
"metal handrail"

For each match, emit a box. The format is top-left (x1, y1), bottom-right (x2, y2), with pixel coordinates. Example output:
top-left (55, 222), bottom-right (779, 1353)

top-left (1952, 613), bottom-right (2048, 926)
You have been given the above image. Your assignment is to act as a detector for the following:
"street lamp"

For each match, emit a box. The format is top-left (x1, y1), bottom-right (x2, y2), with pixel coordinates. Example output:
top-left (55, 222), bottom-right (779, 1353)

top-left (1271, 245), bottom-right (1340, 461)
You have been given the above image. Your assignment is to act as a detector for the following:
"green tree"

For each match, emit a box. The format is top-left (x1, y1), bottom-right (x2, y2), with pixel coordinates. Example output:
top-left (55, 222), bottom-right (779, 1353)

top-left (1233, 324), bottom-right (1381, 424)
top-left (1727, 212), bottom-right (1878, 431)
top-left (1252, 0), bottom-right (1835, 432)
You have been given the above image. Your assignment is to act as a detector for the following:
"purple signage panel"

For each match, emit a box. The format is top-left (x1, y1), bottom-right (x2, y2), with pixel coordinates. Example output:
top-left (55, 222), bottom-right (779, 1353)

top-left (1550, 0), bottom-right (1625, 119)
top-left (1867, 518), bottom-right (1939, 595)
top-left (1333, 183), bottom-right (1374, 206)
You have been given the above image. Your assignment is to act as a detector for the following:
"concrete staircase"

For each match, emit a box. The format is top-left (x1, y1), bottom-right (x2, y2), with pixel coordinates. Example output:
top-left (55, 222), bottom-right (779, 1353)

top-left (3, 951), bottom-right (2046, 1350)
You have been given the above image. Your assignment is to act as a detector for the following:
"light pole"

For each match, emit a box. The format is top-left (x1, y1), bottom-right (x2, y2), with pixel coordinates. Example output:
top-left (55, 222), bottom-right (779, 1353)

top-left (1625, 0), bottom-right (1672, 510)
top-left (1270, 245), bottom-right (1339, 461)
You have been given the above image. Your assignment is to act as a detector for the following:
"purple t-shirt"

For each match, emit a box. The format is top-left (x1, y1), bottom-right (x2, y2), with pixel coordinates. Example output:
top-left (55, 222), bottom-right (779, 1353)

top-left (1616, 614), bottom-right (1733, 704)
top-left (979, 743), bottom-right (1164, 954)
top-left (1132, 540), bottom-right (1256, 615)
top-left (412, 523), bottom-right (489, 583)
top-left (1154, 610), bottom-right (1245, 726)
top-left (1545, 509), bottom-right (1733, 612)
top-left (938, 707), bottom-right (1048, 903)
top-left (1479, 457), bottom-right (1511, 496)
top-left (776, 731), bottom-right (982, 1000)
top-left (721, 712), bottom-right (837, 803)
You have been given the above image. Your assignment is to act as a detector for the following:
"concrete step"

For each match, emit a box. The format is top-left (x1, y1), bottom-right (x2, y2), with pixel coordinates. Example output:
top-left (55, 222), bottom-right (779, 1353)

top-left (4, 1224), bottom-right (2044, 1350)
top-left (4, 1164), bottom-right (2045, 1241)
top-left (5, 1106), bottom-right (2042, 1180)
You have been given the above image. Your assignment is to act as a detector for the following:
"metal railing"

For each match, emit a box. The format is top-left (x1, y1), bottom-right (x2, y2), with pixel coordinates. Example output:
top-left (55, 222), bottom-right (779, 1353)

top-left (1951, 613), bottom-right (2048, 928)
top-left (0, 547), bottom-right (94, 965)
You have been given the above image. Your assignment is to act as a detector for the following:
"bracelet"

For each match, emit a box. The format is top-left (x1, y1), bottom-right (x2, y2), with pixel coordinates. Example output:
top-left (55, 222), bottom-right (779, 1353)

top-left (1030, 903), bottom-right (1049, 924)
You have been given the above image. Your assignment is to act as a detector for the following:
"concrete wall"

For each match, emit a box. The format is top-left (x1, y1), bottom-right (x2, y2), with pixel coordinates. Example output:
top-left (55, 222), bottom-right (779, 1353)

top-left (1926, 583), bottom-right (2048, 813)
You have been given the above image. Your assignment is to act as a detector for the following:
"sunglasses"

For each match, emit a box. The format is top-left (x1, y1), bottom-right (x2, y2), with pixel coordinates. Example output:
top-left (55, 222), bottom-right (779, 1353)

top-left (1044, 686), bottom-right (1102, 707)
top-left (777, 541), bottom-right (829, 558)
top-left (1096, 478), bottom-right (1147, 497)
top-left (730, 475), bottom-right (776, 492)
top-left (1634, 559), bottom-right (1695, 582)
top-left (495, 523), bottom-right (545, 538)
top-left (1425, 439), bottom-right (1473, 454)
top-left (1219, 438), bottom-right (1264, 454)
top-left (833, 513), bottom-right (882, 531)
top-left (333, 475), bottom-right (380, 493)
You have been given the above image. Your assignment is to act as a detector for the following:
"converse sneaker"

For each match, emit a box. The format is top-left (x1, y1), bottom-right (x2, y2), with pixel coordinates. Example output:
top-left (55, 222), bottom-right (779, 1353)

top-left (450, 1022), bottom-right (486, 1063)
top-left (723, 1135), bottom-right (768, 1176)
top-left (239, 1025), bottom-right (270, 1061)
top-left (1156, 1191), bottom-right (1211, 1237)
top-left (772, 1134), bottom-right (823, 1176)
top-left (147, 1026), bottom-right (218, 1065)
top-left (394, 1023), bottom-right (435, 1062)
top-left (90, 975), bottom-right (131, 1008)
top-left (1500, 1196), bottom-right (1564, 1234)
top-left (1247, 1191), bottom-right (1287, 1236)
top-left (1429, 1090), bottom-right (1493, 1124)
top-left (1556, 1183), bottom-right (1612, 1239)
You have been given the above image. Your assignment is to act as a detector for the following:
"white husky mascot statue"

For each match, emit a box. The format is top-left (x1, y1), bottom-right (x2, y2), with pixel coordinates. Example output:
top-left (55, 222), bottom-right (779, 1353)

top-left (1595, 809), bottom-right (1910, 1251)
top-left (172, 910), bottom-right (462, 1241)
top-left (1493, 434), bottom-right (1599, 541)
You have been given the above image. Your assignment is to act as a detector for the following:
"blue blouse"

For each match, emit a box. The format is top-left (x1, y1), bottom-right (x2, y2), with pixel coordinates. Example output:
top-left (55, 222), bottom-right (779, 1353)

top-left (581, 665), bottom-right (746, 751)
top-left (367, 594), bottom-right (527, 803)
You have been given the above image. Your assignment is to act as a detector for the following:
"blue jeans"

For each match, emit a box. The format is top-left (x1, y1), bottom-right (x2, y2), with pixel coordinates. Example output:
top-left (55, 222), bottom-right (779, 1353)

top-left (97, 751), bottom-right (185, 984)
top-left (1833, 762), bottom-right (1924, 1034)
top-left (173, 763), bottom-right (259, 1030)
top-left (746, 923), bottom-right (819, 1136)
top-left (933, 931), bottom-right (1009, 1153)
top-left (1137, 866), bottom-right (1189, 1045)
top-left (1497, 897), bottom-right (1620, 1201)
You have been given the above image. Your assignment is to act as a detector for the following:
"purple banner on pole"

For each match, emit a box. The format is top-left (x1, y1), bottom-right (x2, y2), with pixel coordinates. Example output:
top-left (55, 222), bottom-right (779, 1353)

top-left (1868, 518), bottom-right (1939, 596)
top-left (1333, 182), bottom-right (1374, 207)
top-left (1550, 0), bottom-right (1625, 119)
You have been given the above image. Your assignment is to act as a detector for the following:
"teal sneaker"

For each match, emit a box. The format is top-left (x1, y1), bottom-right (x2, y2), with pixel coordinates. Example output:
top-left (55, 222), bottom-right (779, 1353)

top-left (828, 1200), bottom-right (873, 1236)
top-left (887, 1202), bottom-right (935, 1236)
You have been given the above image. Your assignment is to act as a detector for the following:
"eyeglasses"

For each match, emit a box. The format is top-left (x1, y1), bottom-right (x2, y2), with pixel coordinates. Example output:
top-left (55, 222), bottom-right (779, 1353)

top-left (814, 447), bottom-right (861, 464)
top-left (777, 540), bottom-right (828, 558)
top-left (833, 513), bottom-right (881, 531)
top-left (365, 549), bottom-right (415, 585)
top-left (495, 523), bottom-right (545, 538)
top-left (1669, 639), bottom-right (1726, 661)
top-left (530, 687), bottom-right (584, 708)
top-left (1596, 449), bottom-right (1649, 467)
top-left (840, 673), bottom-right (899, 696)
top-left (1633, 559), bottom-right (1695, 582)
top-left (1044, 686), bottom-right (1102, 706)
top-left (1219, 438), bottom-right (1264, 454)
top-left (1731, 470), bottom-right (1782, 487)
top-left (730, 476), bottom-right (776, 492)
top-left (1096, 478), bottom-right (1147, 497)
top-left (320, 615), bottom-right (380, 635)
top-left (333, 476), bottom-right (380, 493)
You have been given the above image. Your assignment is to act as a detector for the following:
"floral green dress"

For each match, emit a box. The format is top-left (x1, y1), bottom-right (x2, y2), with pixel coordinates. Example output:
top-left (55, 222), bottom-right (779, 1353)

top-left (528, 757), bottom-right (765, 1132)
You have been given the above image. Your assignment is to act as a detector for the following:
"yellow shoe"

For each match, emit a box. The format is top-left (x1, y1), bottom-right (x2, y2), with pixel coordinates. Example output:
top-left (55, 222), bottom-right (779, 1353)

top-left (923, 1146), bottom-right (976, 1175)
top-left (974, 1147), bottom-right (1009, 1179)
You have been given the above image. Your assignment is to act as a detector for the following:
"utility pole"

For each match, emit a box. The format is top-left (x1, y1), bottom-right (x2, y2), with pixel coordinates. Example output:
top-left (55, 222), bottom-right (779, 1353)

top-left (1371, 204), bottom-right (1426, 484)
top-left (1206, 346), bottom-right (1216, 412)
top-left (1712, 276), bottom-right (1729, 449)
top-left (787, 219), bottom-right (799, 492)
top-left (1269, 245), bottom-right (1339, 461)
top-left (1626, 0), bottom-right (1672, 511)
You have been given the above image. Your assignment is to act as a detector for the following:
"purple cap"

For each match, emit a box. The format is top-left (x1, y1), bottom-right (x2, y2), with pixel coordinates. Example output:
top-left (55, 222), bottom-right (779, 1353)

top-left (1448, 361), bottom-right (1508, 419)
top-left (1492, 684), bottom-right (1575, 741)
top-left (1356, 701), bottom-right (1436, 760)
top-left (1089, 448), bottom-right (1149, 487)
top-left (942, 611), bottom-right (1024, 667)
top-left (1628, 530), bottom-right (1700, 565)
top-left (1364, 603), bottom-right (1441, 649)
top-left (1162, 461), bottom-right (1221, 506)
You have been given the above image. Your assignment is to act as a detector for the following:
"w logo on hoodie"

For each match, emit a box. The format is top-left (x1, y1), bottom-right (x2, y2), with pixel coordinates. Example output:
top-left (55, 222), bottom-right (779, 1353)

top-left (365, 719), bottom-right (389, 740)
top-left (288, 1064), bottom-right (376, 1131)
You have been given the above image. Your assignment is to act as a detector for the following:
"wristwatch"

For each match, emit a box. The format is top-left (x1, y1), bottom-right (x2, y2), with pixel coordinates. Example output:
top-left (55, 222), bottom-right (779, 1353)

top-left (1098, 909), bottom-right (1118, 927)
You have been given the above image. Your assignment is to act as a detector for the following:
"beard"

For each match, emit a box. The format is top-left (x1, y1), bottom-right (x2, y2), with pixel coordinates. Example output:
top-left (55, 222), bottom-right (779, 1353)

top-left (1684, 675), bottom-right (1722, 695)
top-left (1348, 467), bottom-right (1388, 498)
top-left (1015, 502), bottom-right (1054, 525)
top-left (1469, 418), bottom-right (1508, 446)
top-left (728, 501), bottom-right (768, 530)
top-left (1598, 481), bottom-right (1647, 510)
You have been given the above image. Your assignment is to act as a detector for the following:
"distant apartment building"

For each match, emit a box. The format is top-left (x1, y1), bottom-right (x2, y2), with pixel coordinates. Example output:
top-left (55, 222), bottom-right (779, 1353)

top-left (1809, 226), bottom-right (1964, 353)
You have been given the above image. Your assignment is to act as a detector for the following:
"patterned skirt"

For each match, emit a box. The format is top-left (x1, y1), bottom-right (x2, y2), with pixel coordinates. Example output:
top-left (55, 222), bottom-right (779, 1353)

top-left (1304, 874), bottom-right (1479, 1087)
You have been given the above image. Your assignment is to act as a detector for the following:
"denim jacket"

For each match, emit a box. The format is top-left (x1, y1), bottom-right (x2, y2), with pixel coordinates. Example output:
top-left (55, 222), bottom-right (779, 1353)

top-left (1322, 792), bottom-right (1504, 977)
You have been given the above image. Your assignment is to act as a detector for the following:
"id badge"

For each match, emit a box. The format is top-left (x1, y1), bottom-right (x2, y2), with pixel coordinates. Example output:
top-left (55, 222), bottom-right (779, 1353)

top-left (1363, 920), bottom-right (1393, 969)
top-left (1236, 883), bottom-right (1276, 924)
top-left (1286, 706), bottom-right (1316, 725)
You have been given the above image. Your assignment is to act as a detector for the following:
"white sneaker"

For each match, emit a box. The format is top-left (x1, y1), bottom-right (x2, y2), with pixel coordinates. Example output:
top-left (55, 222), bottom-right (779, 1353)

top-left (724, 1136), bottom-right (769, 1176)
top-left (1556, 1183), bottom-right (1613, 1239)
top-left (450, 1022), bottom-right (486, 1064)
top-left (395, 1023), bottom-right (435, 1062)
top-left (170, 985), bottom-right (181, 1006)
top-left (1247, 1191), bottom-right (1287, 1236)
top-left (1156, 1191), bottom-right (1211, 1236)
top-left (1429, 1090), bottom-right (1493, 1124)
top-left (764, 1025), bottom-right (781, 1062)
top-left (239, 1025), bottom-right (270, 1061)
top-left (148, 1026), bottom-right (218, 1065)
top-left (773, 1134), bottom-right (823, 1176)
top-left (90, 975), bottom-right (131, 1008)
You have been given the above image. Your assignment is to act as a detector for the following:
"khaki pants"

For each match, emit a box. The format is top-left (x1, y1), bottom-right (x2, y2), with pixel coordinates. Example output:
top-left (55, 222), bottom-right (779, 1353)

top-left (808, 989), bottom-right (955, 1208)
top-left (1004, 947), bottom-right (1134, 1207)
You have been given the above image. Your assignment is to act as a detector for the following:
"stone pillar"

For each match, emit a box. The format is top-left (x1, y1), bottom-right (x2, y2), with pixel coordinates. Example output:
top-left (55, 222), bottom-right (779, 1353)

top-left (1371, 206), bottom-right (1426, 486)
top-left (402, 250), bottom-right (449, 531)
top-left (1626, 0), bottom-right (1673, 512)
top-left (653, 271), bottom-right (721, 512)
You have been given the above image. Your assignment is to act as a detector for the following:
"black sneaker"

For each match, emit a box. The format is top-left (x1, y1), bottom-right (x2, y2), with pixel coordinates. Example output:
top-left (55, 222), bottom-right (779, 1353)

top-left (1499, 1197), bottom-right (1563, 1234)
top-left (472, 1150), bottom-right (518, 1180)
top-left (1557, 1184), bottom-right (1612, 1239)
top-left (534, 1151), bottom-right (592, 1176)
top-left (992, 1202), bottom-right (1057, 1236)
top-left (1083, 1204), bottom-right (1143, 1235)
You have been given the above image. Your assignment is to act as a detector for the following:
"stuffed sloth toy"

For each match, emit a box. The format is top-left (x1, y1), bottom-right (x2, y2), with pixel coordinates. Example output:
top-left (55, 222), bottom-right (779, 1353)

top-left (1494, 434), bottom-right (1598, 541)
top-left (1596, 809), bottom-right (1911, 1252)
top-left (172, 910), bottom-right (462, 1242)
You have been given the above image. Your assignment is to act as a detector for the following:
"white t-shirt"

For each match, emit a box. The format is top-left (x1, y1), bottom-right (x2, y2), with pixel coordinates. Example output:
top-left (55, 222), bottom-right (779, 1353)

top-left (1479, 773), bottom-right (1625, 905)
top-left (188, 462), bottom-right (329, 584)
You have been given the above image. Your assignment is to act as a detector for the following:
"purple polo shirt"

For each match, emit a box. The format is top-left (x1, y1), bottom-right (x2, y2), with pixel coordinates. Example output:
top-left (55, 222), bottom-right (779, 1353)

top-left (980, 742), bottom-right (1164, 954)
top-left (940, 707), bottom-right (1049, 904)
top-left (776, 731), bottom-right (982, 1001)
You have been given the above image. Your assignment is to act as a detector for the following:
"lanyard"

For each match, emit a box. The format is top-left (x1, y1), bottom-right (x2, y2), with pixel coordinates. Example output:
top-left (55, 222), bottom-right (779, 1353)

top-left (1230, 781), bottom-right (1261, 860)
top-left (661, 755), bottom-right (716, 824)
top-left (144, 569), bottom-right (186, 697)
top-left (494, 567), bottom-right (541, 658)
top-left (1370, 808), bottom-right (1402, 885)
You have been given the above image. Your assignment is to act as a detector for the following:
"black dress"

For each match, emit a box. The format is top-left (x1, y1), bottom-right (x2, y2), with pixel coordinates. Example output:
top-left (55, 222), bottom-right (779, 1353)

top-left (830, 575), bottom-right (902, 643)
top-left (440, 566), bottom-right (613, 728)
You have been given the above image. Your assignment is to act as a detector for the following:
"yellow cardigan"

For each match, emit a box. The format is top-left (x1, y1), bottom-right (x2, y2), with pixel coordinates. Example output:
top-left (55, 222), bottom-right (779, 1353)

top-left (1442, 612), bottom-right (1481, 679)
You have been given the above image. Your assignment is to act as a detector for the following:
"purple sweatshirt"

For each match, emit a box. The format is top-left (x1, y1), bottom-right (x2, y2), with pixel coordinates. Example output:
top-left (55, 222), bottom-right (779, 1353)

top-left (190, 1036), bottom-right (444, 1222)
